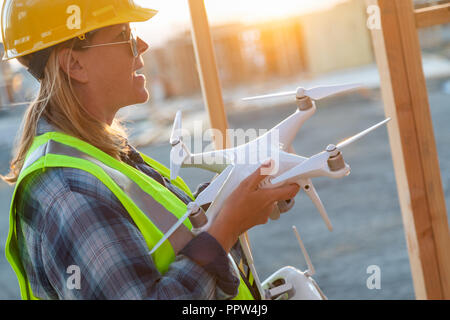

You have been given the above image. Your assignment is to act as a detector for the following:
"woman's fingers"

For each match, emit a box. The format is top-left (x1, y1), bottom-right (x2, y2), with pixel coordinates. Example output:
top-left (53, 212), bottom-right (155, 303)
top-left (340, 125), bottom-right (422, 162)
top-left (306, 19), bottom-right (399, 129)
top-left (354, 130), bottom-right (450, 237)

top-left (254, 202), bottom-right (277, 226)
top-left (264, 183), bottom-right (300, 203)
top-left (240, 159), bottom-right (300, 206)
top-left (244, 159), bottom-right (274, 190)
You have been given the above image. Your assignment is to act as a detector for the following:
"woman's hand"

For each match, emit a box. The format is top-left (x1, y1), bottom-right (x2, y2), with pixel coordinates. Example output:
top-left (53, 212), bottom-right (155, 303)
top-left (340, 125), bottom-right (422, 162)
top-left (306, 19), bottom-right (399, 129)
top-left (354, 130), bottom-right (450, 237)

top-left (208, 160), bottom-right (301, 253)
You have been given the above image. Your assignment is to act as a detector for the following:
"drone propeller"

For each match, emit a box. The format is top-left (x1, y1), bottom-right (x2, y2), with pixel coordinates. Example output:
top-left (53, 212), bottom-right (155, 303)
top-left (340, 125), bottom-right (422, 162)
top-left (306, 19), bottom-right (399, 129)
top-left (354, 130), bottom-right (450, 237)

top-left (336, 118), bottom-right (391, 149)
top-left (149, 165), bottom-right (234, 255)
top-left (170, 111), bottom-right (190, 181)
top-left (242, 83), bottom-right (362, 101)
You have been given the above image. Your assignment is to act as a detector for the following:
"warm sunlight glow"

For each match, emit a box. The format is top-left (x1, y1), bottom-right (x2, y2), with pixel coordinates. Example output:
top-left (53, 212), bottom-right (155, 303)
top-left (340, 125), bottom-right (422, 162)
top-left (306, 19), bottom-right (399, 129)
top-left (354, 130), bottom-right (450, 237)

top-left (0, 0), bottom-right (345, 46)
top-left (135, 0), bottom-right (346, 46)
top-left (206, 0), bottom-right (346, 24)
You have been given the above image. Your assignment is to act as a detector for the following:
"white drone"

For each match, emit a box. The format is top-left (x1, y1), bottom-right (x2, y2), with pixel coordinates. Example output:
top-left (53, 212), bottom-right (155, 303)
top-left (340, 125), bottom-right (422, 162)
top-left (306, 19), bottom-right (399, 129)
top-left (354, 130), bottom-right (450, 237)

top-left (150, 83), bottom-right (390, 300)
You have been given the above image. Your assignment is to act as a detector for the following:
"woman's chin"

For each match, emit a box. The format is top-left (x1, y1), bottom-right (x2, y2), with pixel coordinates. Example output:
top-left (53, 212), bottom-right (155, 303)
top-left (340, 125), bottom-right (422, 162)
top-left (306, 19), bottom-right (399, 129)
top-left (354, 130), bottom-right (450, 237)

top-left (135, 91), bottom-right (150, 105)
top-left (133, 75), bottom-right (149, 103)
top-left (132, 87), bottom-right (150, 105)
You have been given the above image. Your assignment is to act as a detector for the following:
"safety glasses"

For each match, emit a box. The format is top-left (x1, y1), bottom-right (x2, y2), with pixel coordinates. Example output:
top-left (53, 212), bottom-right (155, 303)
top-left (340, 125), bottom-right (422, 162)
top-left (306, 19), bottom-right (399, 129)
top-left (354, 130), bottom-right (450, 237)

top-left (81, 28), bottom-right (139, 57)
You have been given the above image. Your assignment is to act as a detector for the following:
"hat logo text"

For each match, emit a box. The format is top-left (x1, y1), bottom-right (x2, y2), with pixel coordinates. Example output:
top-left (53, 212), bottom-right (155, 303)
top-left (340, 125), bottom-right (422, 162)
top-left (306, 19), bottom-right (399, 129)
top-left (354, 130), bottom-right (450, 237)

top-left (66, 5), bottom-right (81, 30)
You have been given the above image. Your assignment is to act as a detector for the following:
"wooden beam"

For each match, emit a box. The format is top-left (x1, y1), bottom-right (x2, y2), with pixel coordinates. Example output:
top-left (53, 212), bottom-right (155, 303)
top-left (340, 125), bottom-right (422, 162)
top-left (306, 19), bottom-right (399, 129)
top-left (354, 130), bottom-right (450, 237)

top-left (187, 0), bottom-right (254, 294)
top-left (415, 3), bottom-right (450, 29)
top-left (366, 0), bottom-right (450, 299)
top-left (187, 0), bottom-right (230, 149)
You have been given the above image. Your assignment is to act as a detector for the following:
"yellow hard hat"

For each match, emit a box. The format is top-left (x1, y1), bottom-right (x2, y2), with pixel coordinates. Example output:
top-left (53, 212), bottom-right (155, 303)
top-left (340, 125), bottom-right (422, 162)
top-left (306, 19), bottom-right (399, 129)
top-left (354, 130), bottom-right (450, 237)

top-left (1, 0), bottom-right (158, 61)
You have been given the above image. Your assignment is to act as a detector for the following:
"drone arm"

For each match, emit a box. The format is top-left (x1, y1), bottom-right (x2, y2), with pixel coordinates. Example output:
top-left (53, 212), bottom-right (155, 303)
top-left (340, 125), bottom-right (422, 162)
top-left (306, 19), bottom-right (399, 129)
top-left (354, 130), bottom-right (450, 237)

top-left (195, 164), bottom-right (234, 205)
top-left (182, 150), bottom-right (232, 174)
top-left (271, 151), bottom-right (329, 185)
top-left (274, 107), bottom-right (316, 153)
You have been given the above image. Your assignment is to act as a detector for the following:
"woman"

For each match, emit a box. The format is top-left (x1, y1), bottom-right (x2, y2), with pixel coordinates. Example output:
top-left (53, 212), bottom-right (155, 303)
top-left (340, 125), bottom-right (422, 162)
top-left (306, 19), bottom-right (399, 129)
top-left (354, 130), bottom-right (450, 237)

top-left (1, 0), bottom-right (300, 300)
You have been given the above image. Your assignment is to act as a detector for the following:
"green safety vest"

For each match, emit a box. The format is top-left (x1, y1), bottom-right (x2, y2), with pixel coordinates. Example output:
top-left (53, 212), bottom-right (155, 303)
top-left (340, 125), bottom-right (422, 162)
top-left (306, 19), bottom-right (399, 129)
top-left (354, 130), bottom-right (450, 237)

top-left (5, 131), bottom-right (255, 300)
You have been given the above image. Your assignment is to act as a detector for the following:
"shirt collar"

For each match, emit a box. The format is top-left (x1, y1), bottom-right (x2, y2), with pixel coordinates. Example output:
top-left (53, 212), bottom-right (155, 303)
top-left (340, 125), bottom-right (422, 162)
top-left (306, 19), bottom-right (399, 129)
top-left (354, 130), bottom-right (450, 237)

top-left (36, 116), bottom-right (59, 136)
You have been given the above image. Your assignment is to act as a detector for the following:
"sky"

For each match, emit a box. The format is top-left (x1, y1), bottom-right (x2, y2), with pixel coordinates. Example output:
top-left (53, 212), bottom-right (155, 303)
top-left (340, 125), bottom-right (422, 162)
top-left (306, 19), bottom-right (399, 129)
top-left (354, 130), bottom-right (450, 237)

top-left (1, 0), bottom-right (344, 46)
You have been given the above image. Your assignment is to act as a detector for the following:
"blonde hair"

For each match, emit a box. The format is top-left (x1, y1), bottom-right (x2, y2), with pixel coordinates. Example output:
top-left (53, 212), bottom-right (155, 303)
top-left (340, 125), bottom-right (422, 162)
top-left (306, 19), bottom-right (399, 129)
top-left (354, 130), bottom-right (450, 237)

top-left (1, 39), bottom-right (129, 185)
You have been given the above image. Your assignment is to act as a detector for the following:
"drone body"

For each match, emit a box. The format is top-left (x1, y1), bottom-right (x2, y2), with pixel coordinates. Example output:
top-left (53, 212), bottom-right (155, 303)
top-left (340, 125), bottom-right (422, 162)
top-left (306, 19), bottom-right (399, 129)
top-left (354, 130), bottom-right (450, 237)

top-left (151, 83), bottom-right (390, 300)
top-left (171, 91), bottom-right (352, 233)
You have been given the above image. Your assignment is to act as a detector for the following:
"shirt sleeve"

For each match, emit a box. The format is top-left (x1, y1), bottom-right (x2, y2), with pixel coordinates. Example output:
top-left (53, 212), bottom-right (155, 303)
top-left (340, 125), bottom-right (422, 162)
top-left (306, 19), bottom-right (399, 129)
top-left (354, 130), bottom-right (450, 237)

top-left (180, 232), bottom-right (240, 296)
top-left (39, 187), bottom-right (240, 300)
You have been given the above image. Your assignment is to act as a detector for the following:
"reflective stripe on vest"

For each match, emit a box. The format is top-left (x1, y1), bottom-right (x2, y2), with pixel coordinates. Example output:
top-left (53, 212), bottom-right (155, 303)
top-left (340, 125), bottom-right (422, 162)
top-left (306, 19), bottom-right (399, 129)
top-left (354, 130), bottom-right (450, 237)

top-left (6, 132), bottom-right (255, 300)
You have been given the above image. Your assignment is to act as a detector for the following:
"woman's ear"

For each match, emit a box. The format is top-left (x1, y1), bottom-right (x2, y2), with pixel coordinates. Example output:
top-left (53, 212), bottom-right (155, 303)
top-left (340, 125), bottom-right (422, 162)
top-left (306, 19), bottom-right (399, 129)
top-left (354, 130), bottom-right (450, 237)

top-left (57, 48), bottom-right (88, 83)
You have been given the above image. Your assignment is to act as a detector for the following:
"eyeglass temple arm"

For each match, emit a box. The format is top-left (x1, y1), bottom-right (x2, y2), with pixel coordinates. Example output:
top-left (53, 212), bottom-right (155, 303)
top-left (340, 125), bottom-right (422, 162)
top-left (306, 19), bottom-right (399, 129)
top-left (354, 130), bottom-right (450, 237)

top-left (81, 41), bottom-right (131, 49)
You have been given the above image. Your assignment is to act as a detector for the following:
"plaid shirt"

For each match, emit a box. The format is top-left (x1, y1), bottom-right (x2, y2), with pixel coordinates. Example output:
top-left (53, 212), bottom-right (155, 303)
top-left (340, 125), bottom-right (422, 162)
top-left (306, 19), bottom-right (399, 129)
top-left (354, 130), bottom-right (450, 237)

top-left (13, 118), bottom-right (245, 300)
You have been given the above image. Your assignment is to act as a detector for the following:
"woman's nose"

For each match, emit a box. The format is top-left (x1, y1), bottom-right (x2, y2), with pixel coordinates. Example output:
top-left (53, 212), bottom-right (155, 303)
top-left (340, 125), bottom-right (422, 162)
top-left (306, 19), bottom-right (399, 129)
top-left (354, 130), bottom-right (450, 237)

top-left (137, 37), bottom-right (149, 55)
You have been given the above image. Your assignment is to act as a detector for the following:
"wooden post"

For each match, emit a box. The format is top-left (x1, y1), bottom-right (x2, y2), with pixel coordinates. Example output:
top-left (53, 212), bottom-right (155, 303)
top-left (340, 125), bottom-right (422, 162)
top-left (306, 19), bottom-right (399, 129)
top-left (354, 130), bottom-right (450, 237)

top-left (415, 3), bottom-right (450, 29)
top-left (187, 0), bottom-right (230, 149)
top-left (187, 0), bottom-right (255, 286)
top-left (367, 0), bottom-right (450, 299)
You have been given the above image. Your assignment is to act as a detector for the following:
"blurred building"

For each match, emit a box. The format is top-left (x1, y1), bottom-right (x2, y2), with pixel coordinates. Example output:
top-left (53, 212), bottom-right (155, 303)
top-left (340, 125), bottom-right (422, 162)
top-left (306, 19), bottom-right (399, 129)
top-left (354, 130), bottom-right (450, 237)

top-left (238, 18), bottom-right (307, 82)
top-left (145, 0), bottom-right (374, 98)
top-left (144, 34), bottom-right (200, 99)
top-left (300, 0), bottom-right (374, 75)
